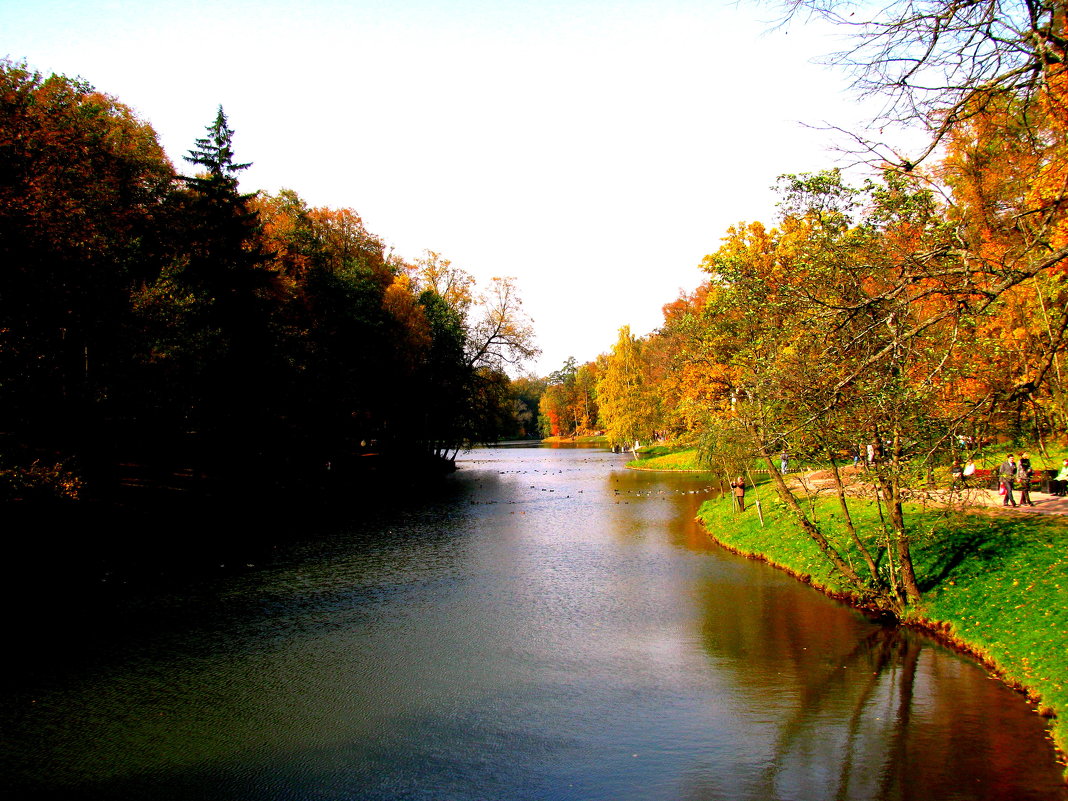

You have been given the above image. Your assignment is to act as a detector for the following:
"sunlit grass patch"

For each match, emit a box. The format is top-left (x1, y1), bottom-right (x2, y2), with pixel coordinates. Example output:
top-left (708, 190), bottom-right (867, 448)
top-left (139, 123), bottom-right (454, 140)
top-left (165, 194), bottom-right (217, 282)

top-left (627, 447), bottom-right (703, 471)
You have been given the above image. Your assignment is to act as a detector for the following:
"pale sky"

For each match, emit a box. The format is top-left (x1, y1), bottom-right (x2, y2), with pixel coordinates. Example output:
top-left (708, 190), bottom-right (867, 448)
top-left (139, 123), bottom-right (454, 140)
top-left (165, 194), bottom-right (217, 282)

top-left (3, 0), bottom-right (882, 376)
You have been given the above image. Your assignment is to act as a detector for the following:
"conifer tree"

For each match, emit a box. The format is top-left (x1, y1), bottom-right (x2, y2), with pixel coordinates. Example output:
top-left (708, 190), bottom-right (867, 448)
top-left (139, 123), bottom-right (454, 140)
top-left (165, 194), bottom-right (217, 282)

top-left (184, 106), bottom-right (252, 199)
top-left (165, 106), bottom-right (279, 481)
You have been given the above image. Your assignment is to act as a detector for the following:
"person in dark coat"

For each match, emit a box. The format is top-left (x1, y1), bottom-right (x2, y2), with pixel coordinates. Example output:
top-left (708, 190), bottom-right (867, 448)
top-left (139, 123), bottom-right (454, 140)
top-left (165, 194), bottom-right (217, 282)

top-left (999, 454), bottom-right (1017, 507)
top-left (1017, 452), bottom-right (1035, 507)
top-left (730, 476), bottom-right (746, 512)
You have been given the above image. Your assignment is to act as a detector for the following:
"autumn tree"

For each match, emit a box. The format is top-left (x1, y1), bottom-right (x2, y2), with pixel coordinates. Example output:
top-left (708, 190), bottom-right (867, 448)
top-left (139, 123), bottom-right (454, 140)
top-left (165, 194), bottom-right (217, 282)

top-left (645, 284), bottom-right (724, 441)
top-left (781, 0), bottom-right (1068, 167)
top-left (0, 61), bottom-right (173, 491)
top-left (465, 276), bottom-right (539, 371)
top-left (597, 326), bottom-right (659, 450)
top-left (409, 253), bottom-right (540, 451)
top-left (572, 362), bottom-right (600, 434)
top-left (415, 250), bottom-right (475, 320)
top-left (539, 358), bottom-right (578, 437)
top-left (780, 0), bottom-right (1068, 437)
top-left (681, 166), bottom-right (1037, 610)
top-left (1, 62), bottom-right (541, 504)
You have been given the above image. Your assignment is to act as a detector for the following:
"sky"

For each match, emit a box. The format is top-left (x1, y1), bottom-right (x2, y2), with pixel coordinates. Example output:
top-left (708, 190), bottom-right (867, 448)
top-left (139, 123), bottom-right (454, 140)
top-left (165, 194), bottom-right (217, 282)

top-left (3, 0), bottom-right (885, 376)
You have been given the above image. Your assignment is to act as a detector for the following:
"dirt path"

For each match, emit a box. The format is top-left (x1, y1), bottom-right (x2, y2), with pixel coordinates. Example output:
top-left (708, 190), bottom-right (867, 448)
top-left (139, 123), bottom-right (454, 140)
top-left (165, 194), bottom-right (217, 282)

top-left (784, 465), bottom-right (1068, 517)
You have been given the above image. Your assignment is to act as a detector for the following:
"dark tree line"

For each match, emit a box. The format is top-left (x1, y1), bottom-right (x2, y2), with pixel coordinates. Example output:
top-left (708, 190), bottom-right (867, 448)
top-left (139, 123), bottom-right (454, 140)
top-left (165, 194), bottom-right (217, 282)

top-left (0, 61), bottom-right (538, 506)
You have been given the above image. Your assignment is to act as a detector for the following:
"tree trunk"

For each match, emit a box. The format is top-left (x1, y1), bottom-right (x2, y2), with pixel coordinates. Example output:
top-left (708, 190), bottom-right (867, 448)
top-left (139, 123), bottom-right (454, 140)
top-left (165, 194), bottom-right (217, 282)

top-left (755, 441), bottom-right (868, 593)
top-left (824, 448), bottom-right (880, 583)
top-left (883, 431), bottom-right (922, 604)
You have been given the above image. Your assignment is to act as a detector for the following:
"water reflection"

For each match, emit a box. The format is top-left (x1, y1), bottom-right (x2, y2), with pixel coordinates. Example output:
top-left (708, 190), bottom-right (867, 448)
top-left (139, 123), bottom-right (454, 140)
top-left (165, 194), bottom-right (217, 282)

top-left (1, 444), bottom-right (1064, 800)
top-left (689, 528), bottom-right (1064, 799)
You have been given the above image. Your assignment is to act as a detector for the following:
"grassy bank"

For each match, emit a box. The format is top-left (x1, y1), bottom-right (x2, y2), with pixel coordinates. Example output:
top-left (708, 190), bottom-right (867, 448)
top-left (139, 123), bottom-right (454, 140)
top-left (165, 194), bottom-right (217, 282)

top-left (696, 489), bottom-right (1068, 767)
top-left (541, 435), bottom-right (608, 444)
top-left (627, 446), bottom-right (703, 471)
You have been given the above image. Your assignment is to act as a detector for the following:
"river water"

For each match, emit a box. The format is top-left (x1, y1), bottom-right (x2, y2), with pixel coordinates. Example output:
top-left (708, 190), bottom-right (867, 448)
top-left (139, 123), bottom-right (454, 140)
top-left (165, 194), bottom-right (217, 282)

top-left (3, 443), bottom-right (1065, 800)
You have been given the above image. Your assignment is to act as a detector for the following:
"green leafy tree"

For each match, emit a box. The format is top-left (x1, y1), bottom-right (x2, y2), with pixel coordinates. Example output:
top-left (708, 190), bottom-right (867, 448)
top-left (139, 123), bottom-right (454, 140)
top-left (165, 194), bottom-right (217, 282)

top-left (141, 106), bottom-right (284, 483)
top-left (688, 169), bottom-right (1018, 610)
top-left (507, 375), bottom-right (546, 439)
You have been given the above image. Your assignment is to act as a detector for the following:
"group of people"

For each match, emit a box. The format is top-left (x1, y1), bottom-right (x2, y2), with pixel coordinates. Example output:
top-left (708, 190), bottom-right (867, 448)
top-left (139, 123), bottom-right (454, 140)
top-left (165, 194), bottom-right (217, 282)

top-left (846, 439), bottom-right (888, 469)
top-left (994, 452), bottom-right (1068, 506)
top-left (730, 450), bottom-right (1068, 514)
top-left (997, 452), bottom-right (1036, 507)
top-left (950, 452), bottom-right (1068, 507)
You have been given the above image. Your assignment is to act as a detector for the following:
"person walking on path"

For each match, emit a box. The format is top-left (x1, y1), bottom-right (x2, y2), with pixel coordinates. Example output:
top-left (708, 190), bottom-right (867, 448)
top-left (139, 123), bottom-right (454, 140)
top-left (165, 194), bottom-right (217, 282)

top-left (730, 476), bottom-right (746, 512)
top-left (999, 453), bottom-right (1018, 507)
top-left (1018, 452), bottom-right (1036, 506)
top-left (780, 451), bottom-right (789, 475)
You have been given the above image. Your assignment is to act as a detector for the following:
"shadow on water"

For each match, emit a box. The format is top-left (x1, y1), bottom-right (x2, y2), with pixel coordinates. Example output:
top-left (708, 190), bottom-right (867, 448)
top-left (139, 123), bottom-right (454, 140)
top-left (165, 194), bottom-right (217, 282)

top-left (3, 467), bottom-right (473, 688)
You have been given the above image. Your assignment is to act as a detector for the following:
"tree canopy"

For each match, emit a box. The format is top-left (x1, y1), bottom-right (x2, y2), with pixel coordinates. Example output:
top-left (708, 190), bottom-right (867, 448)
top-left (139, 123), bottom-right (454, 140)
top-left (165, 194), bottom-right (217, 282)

top-left (583, 1), bottom-right (1068, 612)
top-left (0, 60), bottom-right (540, 504)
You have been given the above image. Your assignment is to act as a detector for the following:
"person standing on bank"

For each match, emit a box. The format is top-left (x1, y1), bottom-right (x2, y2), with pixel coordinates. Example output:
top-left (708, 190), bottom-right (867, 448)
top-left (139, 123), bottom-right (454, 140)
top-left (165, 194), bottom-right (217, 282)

top-left (999, 453), bottom-right (1018, 507)
top-left (730, 476), bottom-right (746, 512)
top-left (1018, 452), bottom-right (1035, 506)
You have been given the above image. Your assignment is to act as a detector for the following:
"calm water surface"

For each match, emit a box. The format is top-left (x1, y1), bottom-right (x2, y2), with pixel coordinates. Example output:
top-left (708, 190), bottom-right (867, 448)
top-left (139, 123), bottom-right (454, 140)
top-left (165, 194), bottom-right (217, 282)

top-left (3, 444), bottom-right (1065, 800)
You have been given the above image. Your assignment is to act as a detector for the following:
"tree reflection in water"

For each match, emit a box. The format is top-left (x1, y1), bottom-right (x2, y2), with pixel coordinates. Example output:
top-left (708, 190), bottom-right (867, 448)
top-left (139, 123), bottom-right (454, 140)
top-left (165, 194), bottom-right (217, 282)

top-left (689, 615), bottom-right (1064, 801)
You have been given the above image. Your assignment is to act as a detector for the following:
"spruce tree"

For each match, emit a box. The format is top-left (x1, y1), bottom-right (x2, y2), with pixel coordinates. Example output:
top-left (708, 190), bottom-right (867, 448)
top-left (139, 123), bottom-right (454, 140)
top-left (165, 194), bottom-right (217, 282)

top-left (184, 106), bottom-right (252, 200)
top-left (173, 106), bottom-right (280, 484)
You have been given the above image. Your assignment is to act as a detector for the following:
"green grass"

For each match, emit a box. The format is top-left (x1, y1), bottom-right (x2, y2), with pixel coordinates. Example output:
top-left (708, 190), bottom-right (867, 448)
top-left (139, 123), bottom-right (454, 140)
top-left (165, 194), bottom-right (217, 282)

top-left (542, 434), bottom-right (608, 444)
top-left (697, 489), bottom-right (1068, 763)
top-left (627, 447), bottom-right (703, 471)
top-left (623, 440), bottom-right (1068, 477)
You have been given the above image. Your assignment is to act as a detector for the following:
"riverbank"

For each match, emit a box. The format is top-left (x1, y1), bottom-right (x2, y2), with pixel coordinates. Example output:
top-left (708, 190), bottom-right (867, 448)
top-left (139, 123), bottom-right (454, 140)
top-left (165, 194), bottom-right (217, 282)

top-left (540, 435), bottom-right (608, 444)
top-left (696, 489), bottom-right (1068, 776)
top-left (3, 450), bottom-right (460, 611)
top-left (626, 446), bottom-right (704, 471)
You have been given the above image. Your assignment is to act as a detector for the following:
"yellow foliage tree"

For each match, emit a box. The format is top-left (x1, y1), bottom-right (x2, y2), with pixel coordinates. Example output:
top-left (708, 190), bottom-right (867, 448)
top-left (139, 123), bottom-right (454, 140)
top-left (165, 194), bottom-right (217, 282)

top-left (597, 326), bottom-right (659, 450)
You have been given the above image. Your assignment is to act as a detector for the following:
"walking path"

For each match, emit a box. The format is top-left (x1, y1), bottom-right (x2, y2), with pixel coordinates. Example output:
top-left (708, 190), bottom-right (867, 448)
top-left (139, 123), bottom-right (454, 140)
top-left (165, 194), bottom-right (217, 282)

top-left (932, 486), bottom-right (1068, 516)
top-left (787, 466), bottom-right (1068, 517)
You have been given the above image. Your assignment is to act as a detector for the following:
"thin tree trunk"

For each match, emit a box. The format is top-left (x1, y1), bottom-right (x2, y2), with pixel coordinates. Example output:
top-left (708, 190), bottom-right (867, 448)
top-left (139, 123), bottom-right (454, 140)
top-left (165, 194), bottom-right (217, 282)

top-left (824, 448), bottom-right (880, 582)
top-left (754, 440), bottom-right (868, 593)
top-left (884, 430), bottom-right (922, 603)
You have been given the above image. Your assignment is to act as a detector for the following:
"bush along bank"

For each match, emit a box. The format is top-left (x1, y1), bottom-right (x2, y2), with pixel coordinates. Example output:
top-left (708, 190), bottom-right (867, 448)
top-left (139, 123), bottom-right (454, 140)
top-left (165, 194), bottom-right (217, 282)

top-left (696, 489), bottom-right (1068, 774)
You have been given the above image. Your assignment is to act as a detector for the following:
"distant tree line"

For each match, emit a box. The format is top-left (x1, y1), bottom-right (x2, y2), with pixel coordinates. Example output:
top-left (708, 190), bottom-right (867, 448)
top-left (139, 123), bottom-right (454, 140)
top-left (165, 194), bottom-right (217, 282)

top-left (0, 60), bottom-right (540, 505)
